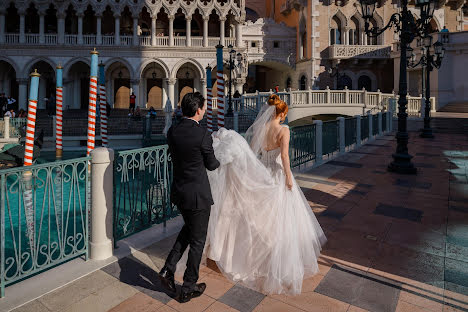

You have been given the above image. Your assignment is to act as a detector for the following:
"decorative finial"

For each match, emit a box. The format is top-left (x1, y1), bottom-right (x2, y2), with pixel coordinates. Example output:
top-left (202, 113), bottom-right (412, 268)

top-left (90, 47), bottom-right (99, 55)
top-left (30, 69), bottom-right (41, 77)
top-left (57, 63), bottom-right (63, 69)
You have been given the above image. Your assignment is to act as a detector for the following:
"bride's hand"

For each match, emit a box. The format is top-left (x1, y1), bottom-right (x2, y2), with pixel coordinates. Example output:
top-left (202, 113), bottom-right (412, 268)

top-left (286, 175), bottom-right (293, 190)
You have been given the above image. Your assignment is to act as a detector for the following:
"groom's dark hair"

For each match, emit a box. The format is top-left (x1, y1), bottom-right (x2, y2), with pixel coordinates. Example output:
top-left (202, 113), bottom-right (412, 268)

top-left (181, 92), bottom-right (205, 117)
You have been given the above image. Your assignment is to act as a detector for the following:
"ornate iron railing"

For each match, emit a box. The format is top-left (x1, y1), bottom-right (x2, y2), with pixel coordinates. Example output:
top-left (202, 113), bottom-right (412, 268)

top-left (345, 117), bottom-right (357, 149)
top-left (372, 115), bottom-right (379, 136)
top-left (289, 124), bottom-right (316, 168)
top-left (0, 157), bottom-right (90, 297)
top-left (361, 115), bottom-right (369, 141)
top-left (322, 120), bottom-right (339, 156)
top-left (9, 118), bottom-right (27, 137)
top-left (113, 145), bottom-right (176, 242)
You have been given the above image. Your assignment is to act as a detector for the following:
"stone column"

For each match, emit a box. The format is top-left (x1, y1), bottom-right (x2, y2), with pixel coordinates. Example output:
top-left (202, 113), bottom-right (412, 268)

top-left (151, 16), bottom-right (156, 46)
top-left (219, 17), bottom-right (226, 46)
top-left (17, 78), bottom-right (28, 110)
top-left (162, 78), bottom-right (168, 110)
top-left (96, 15), bottom-right (102, 45)
top-left (57, 13), bottom-right (65, 44)
top-left (168, 15), bottom-right (174, 46)
top-left (39, 13), bottom-right (45, 44)
top-left (203, 16), bottom-right (209, 47)
top-left (201, 78), bottom-right (207, 99)
top-left (235, 20), bottom-right (243, 48)
top-left (132, 17), bottom-right (138, 46)
top-left (77, 13), bottom-right (84, 45)
top-left (0, 10), bottom-right (5, 44)
top-left (3, 116), bottom-right (9, 140)
top-left (90, 147), bottom-right (114, 260)
top-left (114, 15), bottom-right (120, 45)
top-left (167, 78), bottom-right (176, 109)
top-left (234, 78), bottom-right (245, 94)
top-left (130, 79), bottom-right (140, 108)
top-left (19, 13), bottom-right (25, 44)
top-left (186, 16), bottom-right (191, 47)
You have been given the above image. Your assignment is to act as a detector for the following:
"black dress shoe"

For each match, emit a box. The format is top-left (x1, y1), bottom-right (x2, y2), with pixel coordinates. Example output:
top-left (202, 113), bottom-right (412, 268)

top-left (158, 267), bottom-right (176, 293)
top-left (179, 283), bottom-right (207, 303)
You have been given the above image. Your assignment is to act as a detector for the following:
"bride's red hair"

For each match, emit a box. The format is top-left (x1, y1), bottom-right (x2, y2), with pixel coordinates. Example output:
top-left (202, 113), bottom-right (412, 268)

top-left (268, 94), bottom-right (288, 117)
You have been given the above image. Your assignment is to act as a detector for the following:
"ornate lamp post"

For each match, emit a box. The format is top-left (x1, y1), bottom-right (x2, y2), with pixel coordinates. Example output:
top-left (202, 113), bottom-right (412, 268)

top-left (407, 37), bottom-right (445, 138)
top-left (226, 44), bottom-right (243, 117)
top-left (359, 0), bottom-right (437, 174)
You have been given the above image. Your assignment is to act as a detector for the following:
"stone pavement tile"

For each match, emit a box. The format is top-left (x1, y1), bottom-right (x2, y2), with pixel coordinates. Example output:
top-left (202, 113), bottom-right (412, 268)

top-left (443, 283), bottom-right (468, 312)
top-left (11, 300), bottom-right (51, 312)
top-left (199, 272), bottom-right (235, 299)
top-left (38, 269), bottom-right (118, 311)
top-left (101, 255), bottom-right (174, 304)
top-left (445, 258), bottom-right (468, 294)
top-left (317, 257), bottom-right (333, 276)
top-left (107, 292), bottom-right (164, 312)
top-left (395, 300), bottom-right (430, 312)
top-left (446, 242), bottom-right (468, 263)
top-left (272, 290), bottom-right (349, 312)
top-left (374, 203), bottom-right (423, 223)
top-left (370, 243), bottom-right (445, 288)
top-left (339, 210), bottom-right (392, 240)
top-left (347, 305), bottom-right (369, 312)
top-left (252, 297), bottom-right (304, 312)
top-left (154, 306), bottom-right (178, 312)
top-left (218, 285), bottom-right (265, 312)
top-left (301, 274), bottom-right (325, 293)
top-left (327, 200), bottom-right (357, 216)
top-left (384, 220), bottom-right (446, 257)
top-left (398, 287), bottom-right (444, 312)
top-left (61, 279), bottom-right (139, 312)
top-left (166, 294), bottom-right (216, 312)
top-left (314, 264), bottom-right (400, 312)
top-left (205, 301), bottom-right (240, 312)
top-left (320, 252), bottom-right (373, 273)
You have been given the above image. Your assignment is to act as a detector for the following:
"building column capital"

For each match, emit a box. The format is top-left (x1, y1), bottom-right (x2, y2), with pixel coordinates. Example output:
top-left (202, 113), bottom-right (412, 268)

top-left (203, 15), bottom-right (210, 22)
top-left (17, 78), bottom-right (29, 85)
top-left (130, 79), bottom-right (140, 85)
top-left (185, 16), bottom-right (192, 21)
top-left (166, 78), bottom-right (177, 85)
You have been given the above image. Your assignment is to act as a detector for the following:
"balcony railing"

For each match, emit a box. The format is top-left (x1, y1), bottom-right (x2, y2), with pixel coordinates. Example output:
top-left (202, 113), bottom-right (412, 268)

top-left (102, 35), bottom-right (114, 46)
top-left (329, 44), bottom-right (392, 59)
top-left (5, 34), bottom-right (19, 44)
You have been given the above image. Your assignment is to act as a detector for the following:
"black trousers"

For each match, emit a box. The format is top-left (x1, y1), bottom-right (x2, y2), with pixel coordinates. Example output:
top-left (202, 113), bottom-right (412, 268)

top-left (164, 206), bottom-right (210, 292)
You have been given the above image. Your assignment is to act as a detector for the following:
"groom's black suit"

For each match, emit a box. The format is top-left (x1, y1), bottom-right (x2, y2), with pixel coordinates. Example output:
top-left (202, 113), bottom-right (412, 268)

top-left (164, 118), bottom-right (220, 292)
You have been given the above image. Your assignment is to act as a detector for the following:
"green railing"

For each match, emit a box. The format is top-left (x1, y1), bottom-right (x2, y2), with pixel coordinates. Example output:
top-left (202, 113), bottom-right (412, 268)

top-left (344, 117), bottom-right (357, 149)
top-left (289, 124), bottom-right (316, 168)
top-left (382, 113), bottom-right (387, 132)
top-left (113, 145), bottom-right (176, 242)
top-left (0, 157), bottom-right (90, 297)
top-left (372, 114), bottom-right (379, 136)
top-left (9, 118), bottom-right (27, 137)
top-left (361, 115), bottom-right (369, 141)
top-left (322, 120), bottom-right (339, 156)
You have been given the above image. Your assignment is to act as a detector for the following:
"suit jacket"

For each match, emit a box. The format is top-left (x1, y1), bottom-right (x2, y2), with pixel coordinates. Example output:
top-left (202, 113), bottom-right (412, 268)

top-left (167, 118), bottom-right (220, 210)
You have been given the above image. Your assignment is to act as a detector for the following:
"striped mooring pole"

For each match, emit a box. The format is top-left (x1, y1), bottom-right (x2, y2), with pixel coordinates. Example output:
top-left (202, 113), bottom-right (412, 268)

top-left (87, 49), bottom-right (99, 156)
top-left (206, 65), bottom-right (213, 132)
top-left (56, 64), bottom-right (63, 159)
top-left (216, 44), bottom-right (225, 129)
top-left (98, 62), bottom-right (108, 147)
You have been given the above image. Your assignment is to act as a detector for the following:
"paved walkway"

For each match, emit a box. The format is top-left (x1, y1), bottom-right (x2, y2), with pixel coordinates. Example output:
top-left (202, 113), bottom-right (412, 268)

top-left (11, 123), bottom-right (468, 312)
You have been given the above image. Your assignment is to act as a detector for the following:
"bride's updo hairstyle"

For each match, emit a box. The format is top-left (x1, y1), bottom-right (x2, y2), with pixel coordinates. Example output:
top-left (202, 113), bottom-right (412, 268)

top-left (268, 94), bottom-right (288, 117)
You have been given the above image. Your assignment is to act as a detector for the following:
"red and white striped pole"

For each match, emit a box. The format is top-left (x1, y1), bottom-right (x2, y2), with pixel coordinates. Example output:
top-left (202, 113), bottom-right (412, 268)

top-left (24, 69), bottom-right (40, 166)
top-left (206, 65), bottom-right (213, 132)
top-left (87, 49), bottom-right (99, 156)
top-left (98, 62), bottom-right (108, 147)
top-left (216, 44), bottom-right (225, 129)
top-left (56, 64), bottom-right (63, 159)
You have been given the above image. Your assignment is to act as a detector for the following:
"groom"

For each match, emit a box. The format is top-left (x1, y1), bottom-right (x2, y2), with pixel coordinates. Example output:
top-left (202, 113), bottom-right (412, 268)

top-left (158, 92), bottom-right (220, 303)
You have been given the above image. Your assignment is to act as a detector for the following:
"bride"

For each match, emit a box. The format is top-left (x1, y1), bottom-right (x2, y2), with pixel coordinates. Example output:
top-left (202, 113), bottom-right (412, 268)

top-left (205, 94), bottom-right (327, 295)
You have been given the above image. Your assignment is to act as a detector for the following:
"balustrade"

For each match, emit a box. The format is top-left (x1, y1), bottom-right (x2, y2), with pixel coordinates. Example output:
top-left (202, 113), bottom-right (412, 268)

top-left (25, 34), bottom-right (39, 44)
top-left (191, 37), bottom-right (203, 47)
top-left (139, 35), bottom-right (151, 46)
top-left (5, 34), bottom-right (19, 44)
top-left (174, 36), bottom-right (186, 47)
top-left (83, 35), bottom-right (96, 45)
top-left (65, 34), bottom-right (77, 45)
top-left (102, 35), bottom-right (114, 46)
top-left (120, 35), bottom-right (132, 46)
top-left (44, 34), bottom-right (57, 45)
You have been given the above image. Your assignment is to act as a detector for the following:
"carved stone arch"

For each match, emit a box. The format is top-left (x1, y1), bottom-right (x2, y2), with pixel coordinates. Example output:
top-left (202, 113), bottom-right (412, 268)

top-left (372, 11), bottom-right (384, 29)
top-left (23, 56), bottom-right (56, 78)
top-left (331, 9), bottom-right (348, 28)
top-left (63, 57), bottom-right (92, 78)
top-left (350, 9), bottom-right (365, 29)
top-left (299, 11), bottom-right (307, 34)
top-left (0, 56), bottom-right (21, 79)
top-left (138, 58), bottom-right (170, 79)
top-left (356, 70), bottom-right (377, 90)
top-left (171, 58), bottom-right (205, 80)
top-left (104, 57), bottom-right (136, 79)
top-left (430, 15), bottom-right (442, 31)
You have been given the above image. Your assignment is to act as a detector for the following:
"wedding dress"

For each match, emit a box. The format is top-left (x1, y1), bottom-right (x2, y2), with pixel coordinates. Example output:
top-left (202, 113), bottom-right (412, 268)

top-left (205, 105), bottom-right (327, 295)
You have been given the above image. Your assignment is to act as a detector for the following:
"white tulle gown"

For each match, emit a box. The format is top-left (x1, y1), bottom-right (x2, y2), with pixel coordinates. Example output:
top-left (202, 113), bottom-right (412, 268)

top-left (205, 126), bottom-right (327, 295)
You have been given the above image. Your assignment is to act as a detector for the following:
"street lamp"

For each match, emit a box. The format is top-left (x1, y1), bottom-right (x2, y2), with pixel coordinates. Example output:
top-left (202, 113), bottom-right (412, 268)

top-left (328, 65), bottom-right (348, 90)
top-left (407, 37), bottom-right (445, 138)
top-left (359, 0), bottom-right (437, 174)
top-left (226, 44), bottom-right (243, 117)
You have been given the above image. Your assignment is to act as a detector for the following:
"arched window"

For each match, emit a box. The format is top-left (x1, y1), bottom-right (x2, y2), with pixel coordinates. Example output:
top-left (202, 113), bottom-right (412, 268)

top-left (330, 16), bottom-right (342, 45)
top-left (358, 75), bottom-right (372, 91)
top-left (350, 16), bottom-right (360, 45)
top-left (286, 77), bottom-right (292, 89)
top-left (301, 32), bottom-right (307, 59)
top-left (337, 74), bottom-right (352, 90)
top-left (300, 76), bottom-right (307, 90)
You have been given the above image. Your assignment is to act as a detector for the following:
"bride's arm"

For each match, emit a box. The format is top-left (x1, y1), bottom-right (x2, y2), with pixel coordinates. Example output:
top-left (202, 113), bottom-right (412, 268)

top-left (279, 127), bottom-right (293, 190)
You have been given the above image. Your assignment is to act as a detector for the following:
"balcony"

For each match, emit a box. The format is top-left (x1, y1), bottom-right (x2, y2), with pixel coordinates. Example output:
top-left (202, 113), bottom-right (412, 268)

top-left (2, 33), bottom-right (237, 48)
top-left (328, 44), bottom-right (392, 60)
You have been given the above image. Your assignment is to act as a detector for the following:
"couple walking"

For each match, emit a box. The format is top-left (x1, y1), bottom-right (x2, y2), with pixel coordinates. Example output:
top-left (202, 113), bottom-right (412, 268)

top-left (158, 92), bottom-right (326, 303)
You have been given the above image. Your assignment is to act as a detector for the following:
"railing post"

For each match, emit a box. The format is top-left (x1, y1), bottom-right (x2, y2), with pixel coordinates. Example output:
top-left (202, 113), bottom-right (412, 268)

top-left (308, 86), bottom-right (312, 105)
top-left (3, 116), bottom-right (9, 139)
top-left (378, 112), bottom-right (382, 136)
top-left (362, 88), bottom-right (368, 113)
top-left (325, 86), bottom-right (330, 104)
top-left (344, 86), bottom-right (349, 104)
top-left (368, 111), bottom-right (373, 141)
top-left (313, 120), bottom-right (323, 165)
top-left (377, 89), bottom-right (382, 109)
top-left (233, 111), bottom-right (239, 132)
top-left (256, 90), bottom-right (261, 111)
top-left (90, 147), bottom-right (114, 260)
top-left (337, 117), bottom-right (345, 154)
top-left (355, 115), bottom-right (361, 147)
top-left (430, 97), bottom-right (436, 112)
